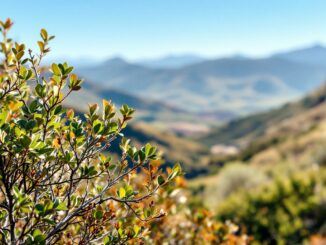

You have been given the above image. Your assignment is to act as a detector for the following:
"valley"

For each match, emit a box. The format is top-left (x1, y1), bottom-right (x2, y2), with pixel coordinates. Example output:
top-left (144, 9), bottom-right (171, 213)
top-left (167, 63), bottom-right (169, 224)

top-left (61, 44), bottom-right (326, 180)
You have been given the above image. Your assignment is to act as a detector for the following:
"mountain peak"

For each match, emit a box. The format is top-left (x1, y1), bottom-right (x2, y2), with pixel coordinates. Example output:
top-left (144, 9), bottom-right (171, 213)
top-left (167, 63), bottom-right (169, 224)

top-left (138, 54), bottom-right (204, 69)
top-left (310, 43), bottom-right (325, 49)
top-left (272, 43), bottom-right (326, 66)
top-left (104, 57), bottom-right (127, 66)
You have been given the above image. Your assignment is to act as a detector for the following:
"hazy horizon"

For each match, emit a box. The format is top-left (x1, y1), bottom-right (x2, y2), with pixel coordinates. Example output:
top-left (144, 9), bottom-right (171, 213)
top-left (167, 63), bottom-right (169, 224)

top-left (2, 0), bottom-right (326, 61)
top-left (46, 42), bottom-right (326, 66)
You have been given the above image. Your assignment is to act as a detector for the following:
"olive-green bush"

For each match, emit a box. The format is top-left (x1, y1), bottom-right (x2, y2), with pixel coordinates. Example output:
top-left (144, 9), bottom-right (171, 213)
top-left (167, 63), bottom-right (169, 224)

top-left (216, 171), bottom-right (326, 245)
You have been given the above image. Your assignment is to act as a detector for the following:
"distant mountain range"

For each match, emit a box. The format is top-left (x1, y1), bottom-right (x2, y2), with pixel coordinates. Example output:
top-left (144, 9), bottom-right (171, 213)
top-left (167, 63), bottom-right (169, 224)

top-left (61, 44), bottom-right (326, 176)
top-left (138, 54), bottom-right (205, 69)
top-left (63, 78), bottom-right (205, 127)
top-left (272, 44), bottom-right (326, 67)
top-left (76, 44), bottom-right (326, 123)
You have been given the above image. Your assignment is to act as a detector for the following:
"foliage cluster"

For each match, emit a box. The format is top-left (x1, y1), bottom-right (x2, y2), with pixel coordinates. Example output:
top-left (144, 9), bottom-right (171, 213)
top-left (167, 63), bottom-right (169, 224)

top-left (216, 170), bottom-right (326, 245)
top-left (0, 18), bottom-right (183, 244)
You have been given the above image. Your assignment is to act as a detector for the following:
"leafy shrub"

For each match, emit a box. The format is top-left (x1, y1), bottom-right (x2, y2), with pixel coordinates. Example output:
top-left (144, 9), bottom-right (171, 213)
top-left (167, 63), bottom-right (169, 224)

top-left (216, 171), bottom-right (326, 245)
top-left (0, 19), bottom-right (182, 244)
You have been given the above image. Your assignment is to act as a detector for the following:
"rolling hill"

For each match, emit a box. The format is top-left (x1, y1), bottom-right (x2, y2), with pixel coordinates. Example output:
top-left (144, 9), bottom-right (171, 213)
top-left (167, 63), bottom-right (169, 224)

top-left (63, 78), bottom-right (209, 132)
top-left (200, 82), bottom-right (326, 165)
top-left (77, 45), bottom-right (326, 118)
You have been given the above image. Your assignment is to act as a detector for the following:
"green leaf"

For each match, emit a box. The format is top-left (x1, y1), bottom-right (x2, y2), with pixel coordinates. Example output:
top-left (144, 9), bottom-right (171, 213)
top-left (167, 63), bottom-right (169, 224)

top-left (26, 120), bottom-right (36, 130)
top-left (168, 163), bottom-right (182, 180)
top-left (138, 150), bottom-right (146, 162)
top-left (43, 218), bottom-right (56, 225)
top-left (33, 229), bottom-right (46, 242)
top-left (145, 143), bottom-right (156, 158)
top-left (103, 236), bottom-right (111, 245)
top-left (51, 63), bottom-right (61, 76)
top-left (0, 110), bottom-right (8, 125)
top-left (35, 84), bottom-right (45, 97)
top-left (126, 185), bottom-right (134, 197)
top-left (65, 66), bottom-right (74, 75)
top-left (95, 210), bottom-right (103, 220)
top-left (29, 100), bottom-right (39, 112)
top-left (144, 208), bottom-right (151, 218)
top-left (17, 119), bottom-right (27, 129)
top-left (40, 29), bottom-right (48, 41)
top-left (134, 225), bottom-right (141, 237)
top-left (54, 105), bottom-right (63, 115)
top-left (93, 121), bottom-right (102, 134)
top-left (35, 204), bottom-right (44, 213)
top-left (158, 175), bottom-right (165, 186)
top-left (55, 201), bottom-right (68, 211)
top-left (33, 229), bottom-right (42, 237)
top-left (21, 135), bottom-right (31, 148)
top-left (26, 70), bottom-right (33, 80)
top-left (13, 186), bottom-right (21, 199)
top-left (108, 122), bottom-right (118, 134)
top-left (108, 164), bottom-right (116, 171)
top-left (89, 104), bottom-right (98, 115)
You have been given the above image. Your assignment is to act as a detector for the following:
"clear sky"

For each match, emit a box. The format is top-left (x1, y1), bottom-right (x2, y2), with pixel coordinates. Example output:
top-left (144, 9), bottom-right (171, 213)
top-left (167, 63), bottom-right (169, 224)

top-left (1, 0), bottom-right (326, 61)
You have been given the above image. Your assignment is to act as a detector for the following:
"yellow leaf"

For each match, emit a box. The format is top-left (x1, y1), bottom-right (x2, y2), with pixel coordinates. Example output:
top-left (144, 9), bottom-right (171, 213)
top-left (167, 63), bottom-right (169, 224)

top-left (50, 78), bottom-right (56, 85)
top-left (151, 159), bottom-right (163, 167)
top-left (8, 101), bottom-right (23, 111)
top-left (102, 99), bottom-right (110, 108)
top-left (53, 137), bottom-right (60, 148)
top-left (119, 187), bottom-right (126, 198)
top-left (69, 131), bottom-right (75, 140)
top-left (37, 41), bottom-right (45, 52)
top-left (70, 73), bottom-right (78, 82)
top-left (40, 28), bottom-right (48, 40)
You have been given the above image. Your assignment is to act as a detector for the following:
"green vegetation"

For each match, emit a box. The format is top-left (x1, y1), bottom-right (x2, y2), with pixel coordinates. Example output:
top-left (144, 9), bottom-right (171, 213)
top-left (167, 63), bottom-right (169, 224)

top-left (0, 18), bottom-right (254, 245)
top-left (216, 171), bottom-right (326, 245)
top-left (0, 19), bottom-right (183, 244)
top-left (2, 17), bottom-right (326, 244)
top-left (190, 80), bottom-right (326, 244)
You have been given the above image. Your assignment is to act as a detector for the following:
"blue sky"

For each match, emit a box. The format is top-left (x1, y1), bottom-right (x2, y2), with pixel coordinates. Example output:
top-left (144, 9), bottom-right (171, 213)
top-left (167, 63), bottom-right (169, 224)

top-left (1, 0), bottom-right (326, 61)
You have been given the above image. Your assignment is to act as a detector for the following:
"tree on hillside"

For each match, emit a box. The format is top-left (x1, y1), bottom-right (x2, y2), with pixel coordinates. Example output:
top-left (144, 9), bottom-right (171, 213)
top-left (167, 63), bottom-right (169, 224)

top-left (0, 18), bottom-right (181, 244)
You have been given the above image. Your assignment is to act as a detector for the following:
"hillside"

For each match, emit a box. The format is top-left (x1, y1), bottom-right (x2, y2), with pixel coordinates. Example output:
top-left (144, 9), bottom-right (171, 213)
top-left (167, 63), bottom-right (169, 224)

top-left (65, 79), bottom-right (180, 114)
top-left (201, 83), bottom-right (326, 166)
top-left (63, 78), bottom-right (212, 134)
top-left (192, 82), bottom-right (326, 222)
